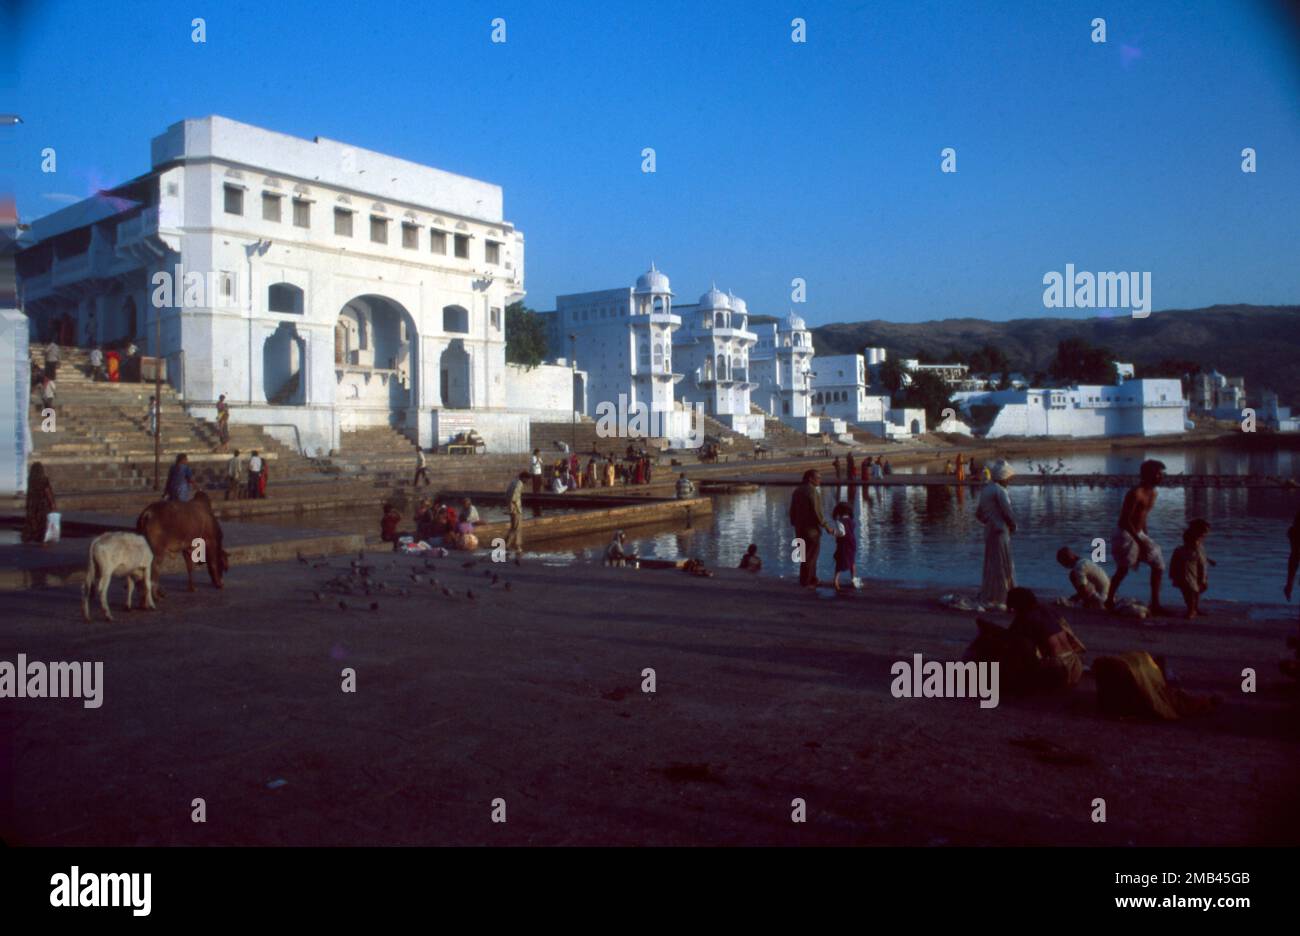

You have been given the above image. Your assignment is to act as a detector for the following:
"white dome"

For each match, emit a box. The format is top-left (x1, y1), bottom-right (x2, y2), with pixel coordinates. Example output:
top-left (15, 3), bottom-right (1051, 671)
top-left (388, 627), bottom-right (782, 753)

top-left (782, 311), bottom-right (806, 331)
top-left (730, 294), bottom-right (748, 316)
top-left (699, 286), bottom-right (731, 310)
top-left (635, 264), bottom-right (672, 295)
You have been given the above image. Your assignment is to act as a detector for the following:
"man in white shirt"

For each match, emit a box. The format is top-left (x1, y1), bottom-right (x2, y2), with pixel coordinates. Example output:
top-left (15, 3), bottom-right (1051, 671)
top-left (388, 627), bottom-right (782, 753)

top-left (529, 449), bottom-right (543, 494)
top-left (412, 448), bottom-right (430, 488)
top-left (1057, 547), bottom-right (1111, 610)
top-left (89, 346), bottom-right (105, 382)
top-left (247, 450), bottom-right (265, 499)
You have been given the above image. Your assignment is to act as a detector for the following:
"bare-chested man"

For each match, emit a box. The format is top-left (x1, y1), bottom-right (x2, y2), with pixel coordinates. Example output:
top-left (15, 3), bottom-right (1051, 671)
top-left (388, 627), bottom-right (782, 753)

top-left (1106, 459), bottom-right (1168, 615)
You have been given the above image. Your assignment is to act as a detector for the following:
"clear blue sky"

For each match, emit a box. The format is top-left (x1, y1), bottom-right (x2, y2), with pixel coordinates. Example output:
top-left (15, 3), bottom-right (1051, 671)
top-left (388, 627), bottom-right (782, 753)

top-left (4, 0), bottom-right (1299, 324)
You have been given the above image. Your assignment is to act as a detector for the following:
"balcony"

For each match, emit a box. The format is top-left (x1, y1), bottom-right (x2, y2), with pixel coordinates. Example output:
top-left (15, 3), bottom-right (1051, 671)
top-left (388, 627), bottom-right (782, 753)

top-left (707, 326), bottom-right (758, 343)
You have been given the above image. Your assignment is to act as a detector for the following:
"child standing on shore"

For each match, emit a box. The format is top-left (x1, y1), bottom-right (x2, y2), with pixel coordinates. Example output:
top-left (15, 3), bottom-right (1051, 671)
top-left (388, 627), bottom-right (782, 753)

top-left (1170, 519), bottom-right (1210, 619)
top-left (831, 502), bottom-right (857, 594)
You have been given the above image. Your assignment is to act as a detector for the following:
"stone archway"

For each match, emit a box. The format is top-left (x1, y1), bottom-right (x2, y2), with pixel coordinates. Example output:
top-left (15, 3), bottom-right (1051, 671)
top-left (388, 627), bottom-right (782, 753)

top-left (335, 294), bottom-right (418, 428)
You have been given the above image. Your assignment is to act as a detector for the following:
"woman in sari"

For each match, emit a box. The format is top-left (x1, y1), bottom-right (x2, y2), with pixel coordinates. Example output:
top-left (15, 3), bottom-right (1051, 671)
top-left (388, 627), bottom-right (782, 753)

top-left (975, 459), bottom-right (1017, 606)
top-left (216, 394), bottom-right (231, 452)
top-left (604, 457), bottom-right (616, 487)
top-left (954, 453), bottom-right (966, 482)
top-left (22, 462), bottom-right (57, 544)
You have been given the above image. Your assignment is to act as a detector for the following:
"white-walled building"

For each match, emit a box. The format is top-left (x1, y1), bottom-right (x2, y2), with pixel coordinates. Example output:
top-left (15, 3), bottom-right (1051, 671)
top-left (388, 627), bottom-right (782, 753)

top-left (672, 288), bottom-right (764, 438)
top-left (810, 353), bottom-right (891, 425)
top-left (1261, 391), bottom-right (1300, 433)
top-left (538, 266), bottom-right (696, 446)
top-left (951, 379), bottom-right (1186, 438)
top-left (17, 115), bottom-right (528, 455)
top-left (751, 313), bottom-right (817, 433)
top-left (0, 309), bottom-right (30, 496)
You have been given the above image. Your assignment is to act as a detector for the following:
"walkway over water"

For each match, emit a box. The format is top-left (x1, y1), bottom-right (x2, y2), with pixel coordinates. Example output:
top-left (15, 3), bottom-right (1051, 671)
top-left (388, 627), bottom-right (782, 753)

top-left (710, 473), bottom-right (1300, 489)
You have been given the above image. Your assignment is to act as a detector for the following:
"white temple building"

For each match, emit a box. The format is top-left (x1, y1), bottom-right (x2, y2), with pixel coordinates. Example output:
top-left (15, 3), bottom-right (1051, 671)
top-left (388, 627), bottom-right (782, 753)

top-left (750, 312), bottom-right (817, 433)
top-left (671, 287), bottom-right (764, 438)
top-left (538, 266), bottom-right (696, 446)
top-left (17, 115), bottom-right (531, 455)
top-left (951, 379), bottom-right (1187, 438)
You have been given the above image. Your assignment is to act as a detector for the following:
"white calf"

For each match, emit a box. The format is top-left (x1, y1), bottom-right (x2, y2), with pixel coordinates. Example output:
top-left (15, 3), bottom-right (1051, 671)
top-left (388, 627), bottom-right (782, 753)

top-left (81, 532), bottom-right (157, 622)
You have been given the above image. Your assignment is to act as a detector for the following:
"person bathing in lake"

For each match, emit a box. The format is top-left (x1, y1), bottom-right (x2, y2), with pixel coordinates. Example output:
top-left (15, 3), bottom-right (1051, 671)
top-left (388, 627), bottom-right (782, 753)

top-left (605, 530), bottom-right (636, 567)
top-left (831, 501), bottom-right (857, 594)
top-left (1169, 519), bottom-right (1211, 619)
top-left (1056, 546), bottom-right (1110, 610)
top-left (1105, 459), bottom-right (1169, 615)
top-left (739, 543), bottom-right (762, 573)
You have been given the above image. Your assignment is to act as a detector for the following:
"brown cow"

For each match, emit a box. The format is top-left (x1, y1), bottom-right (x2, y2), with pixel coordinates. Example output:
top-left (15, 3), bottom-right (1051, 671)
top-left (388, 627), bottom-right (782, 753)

top-left (136, 491), bottom-right (230, 598)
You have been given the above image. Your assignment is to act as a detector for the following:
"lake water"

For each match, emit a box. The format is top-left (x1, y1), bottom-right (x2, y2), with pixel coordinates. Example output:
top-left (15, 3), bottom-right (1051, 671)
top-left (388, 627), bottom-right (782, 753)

top-left (582, 447), bottom-right (1300, 606)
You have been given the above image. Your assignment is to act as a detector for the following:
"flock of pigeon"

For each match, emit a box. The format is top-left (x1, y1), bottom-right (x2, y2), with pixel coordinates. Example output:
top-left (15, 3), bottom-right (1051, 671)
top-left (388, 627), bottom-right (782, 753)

top-left (298, 550), bottom-right (516, 613)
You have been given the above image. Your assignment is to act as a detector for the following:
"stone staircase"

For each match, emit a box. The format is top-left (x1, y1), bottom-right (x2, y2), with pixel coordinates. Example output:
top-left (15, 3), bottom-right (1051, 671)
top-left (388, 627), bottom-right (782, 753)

top-left (700, 413), bottom-right (759, 455)
top-left (528, 418), bottom-right (621, 458)
top-left (749, 404), bottom-right (817, 450)
top-left (334, 425), bottom-right (528, 498)
top-left (22, 345), bottom-right (347, 510)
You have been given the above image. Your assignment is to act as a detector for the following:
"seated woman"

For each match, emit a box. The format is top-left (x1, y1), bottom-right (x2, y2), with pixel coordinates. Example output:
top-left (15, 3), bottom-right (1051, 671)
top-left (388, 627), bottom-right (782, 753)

top-left (1006, 587), bottom-right (1087, 689)
top-left (965, 587), bottom-right (1086, 693)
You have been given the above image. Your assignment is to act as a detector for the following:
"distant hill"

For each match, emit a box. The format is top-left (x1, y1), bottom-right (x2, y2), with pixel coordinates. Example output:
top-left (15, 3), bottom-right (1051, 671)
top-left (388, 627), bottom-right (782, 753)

top-left (809, 305), bottom-right (1300, 405)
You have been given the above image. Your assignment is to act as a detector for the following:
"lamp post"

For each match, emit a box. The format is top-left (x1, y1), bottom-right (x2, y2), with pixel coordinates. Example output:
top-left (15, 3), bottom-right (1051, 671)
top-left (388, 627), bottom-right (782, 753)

top-left (568, 333), bottom-right (577, 454)
top-left (153, 300), bottom-right (162, 490)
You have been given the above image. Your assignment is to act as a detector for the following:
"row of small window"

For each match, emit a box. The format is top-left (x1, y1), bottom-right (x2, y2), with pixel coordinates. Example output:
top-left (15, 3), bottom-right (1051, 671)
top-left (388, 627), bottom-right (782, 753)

top-left (222, 186), bottom-right (500, 262)
top-left (569, 305), bottom-right (629, 322)
top-left (812, 390), bottom-right (864, 404)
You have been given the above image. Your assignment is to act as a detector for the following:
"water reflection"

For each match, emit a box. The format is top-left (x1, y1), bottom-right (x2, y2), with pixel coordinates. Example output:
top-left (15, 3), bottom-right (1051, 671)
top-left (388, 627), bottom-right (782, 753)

top-left (617, 449), bottom-right (1300, 604)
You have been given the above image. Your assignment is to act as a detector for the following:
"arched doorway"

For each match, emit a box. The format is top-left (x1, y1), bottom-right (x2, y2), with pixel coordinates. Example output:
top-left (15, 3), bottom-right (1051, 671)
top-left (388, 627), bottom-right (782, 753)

top-left (335, 294), bottom-right (418, 428)
top-left (263, 322), bottom-right (306, 405)
top-left (440, 339), bottom-right (471, 409)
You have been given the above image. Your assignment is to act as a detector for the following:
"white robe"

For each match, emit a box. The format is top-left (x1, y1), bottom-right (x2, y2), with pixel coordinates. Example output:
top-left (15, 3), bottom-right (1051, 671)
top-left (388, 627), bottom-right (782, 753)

top-left (975, 482), bottom-right (1016, 605)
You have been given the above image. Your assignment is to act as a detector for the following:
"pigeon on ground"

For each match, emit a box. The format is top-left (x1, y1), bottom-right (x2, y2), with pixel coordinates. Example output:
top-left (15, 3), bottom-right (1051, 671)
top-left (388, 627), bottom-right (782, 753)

top-left (297, 552), bottom-right (309, 565)
top-left (467, 590), bottom-right (476, 601)
top-left (312, 591), bottom-right (322, 602)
